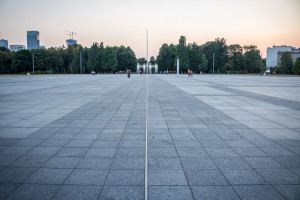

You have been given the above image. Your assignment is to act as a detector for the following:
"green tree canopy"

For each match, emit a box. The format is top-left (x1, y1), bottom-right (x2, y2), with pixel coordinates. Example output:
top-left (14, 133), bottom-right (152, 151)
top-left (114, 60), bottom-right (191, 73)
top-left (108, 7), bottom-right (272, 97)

top-left (243, 45), bottom-right (261, 73)
top-left (12, 50), bottom-right (32, 73)
top-left (293, 57), bottom-right (300, 75)
top-left (280, 52), bottom-right (293, 74)
top-left (149, 56), bottom-right (156, 65)
top-left (176, 35), bottom-right (189, 72)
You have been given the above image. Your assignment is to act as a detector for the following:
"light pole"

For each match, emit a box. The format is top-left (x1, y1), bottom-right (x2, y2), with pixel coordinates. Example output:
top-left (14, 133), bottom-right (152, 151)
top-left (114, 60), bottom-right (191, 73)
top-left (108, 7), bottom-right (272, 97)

top-left (80, 50), bottom-right (82, 74)
top-left (212, 52), bottom-right (215, 75)
top-left (146, 30), bottom-right (148, 74)
top-left (260, 53), bottom-right (262, 75)
top-left (32, 53), bottom-right (35, 76)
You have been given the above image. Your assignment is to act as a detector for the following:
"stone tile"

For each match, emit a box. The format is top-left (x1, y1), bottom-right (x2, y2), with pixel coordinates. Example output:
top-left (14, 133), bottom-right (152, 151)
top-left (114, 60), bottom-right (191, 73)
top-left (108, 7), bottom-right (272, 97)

top-left (53, 185), bottom-right (101, 200)
top-left (92, 140), bottom-right (120, 148)
top-left (26, 146), bottom-right (60, 156)
top-left (14, 139), bottom-right (44, 147)
top-left (148, 158), bottom-right (182, 170)
top-left (11, 155), bottom-right (49, 168)
top-left (0, 167), bottom-right (36, 183)
top-left (85, 148), bottom-right (117, 157)
top-left (38, 139), bottom-right (69, 147)
top-left (192, 186), bottom-right (239, 200)
top-left (100, 186), bottom-right (144, 200)
top-left (0, 155), bottom-right (20, 167)
top-left (26, 168), bottom-right (72, 184)
top-left (205, 148), bottom-right (239, 157)
top-left (244, 157), bottom-right (285, 169)
top-left (185, 170), bottom-right (228, 186)
top-left (105, 170), bottom-right (144, 185)
top-left (7, 184), bottom-right (60, 200)
top-left (222, 169), bottom-right (267, 185)
top-left (213, 157), bottom-right (251, 170)
top-left (149, 186), bottom-right (193, 200)
top-left (65, 140), bottom-right (93, 148)
top-left (233, 147), bottom-right (268, 157)
top-left (115, 147), bottom-right (145, 158)
top-left (148, 170), bottom-right (187, 185)
top-left (274, 185), bottom-right (300, 200)
top-left (234, 185), bottom-right (285, 200)
top-left (256, 169), bottom-right (300, 184)
top-left (1, 146), bottom-right (32, 156)
top-left (148, 147), bottom-right (177, 158)
top-left (181, 158), bottom-right (217, 170)
top-left (65, 169), bottom-right (107, 185)
top-left (111, 158), bottom-right (144, 169)
top-left (177, 147), bottom-right (209, 157)
top-left (55, 147), bottom-right (89, 157)
top-left (0, 183), bottom-right (20, 200)
top-left (77, 157), bottom-right (112, 169)
top-left (43, 157), bottom-right (81, 168)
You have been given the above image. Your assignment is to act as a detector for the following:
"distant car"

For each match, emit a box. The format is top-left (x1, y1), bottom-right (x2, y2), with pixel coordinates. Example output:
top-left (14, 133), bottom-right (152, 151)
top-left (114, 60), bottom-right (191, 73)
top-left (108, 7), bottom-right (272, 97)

top-left (265, 69), bottom-right (271, 74)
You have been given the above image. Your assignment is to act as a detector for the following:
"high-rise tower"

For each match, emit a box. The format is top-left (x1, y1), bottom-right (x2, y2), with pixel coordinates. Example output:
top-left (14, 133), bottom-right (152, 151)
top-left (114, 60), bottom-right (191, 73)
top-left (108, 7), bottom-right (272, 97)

top-left (27, 31), bottom-right (40, 50)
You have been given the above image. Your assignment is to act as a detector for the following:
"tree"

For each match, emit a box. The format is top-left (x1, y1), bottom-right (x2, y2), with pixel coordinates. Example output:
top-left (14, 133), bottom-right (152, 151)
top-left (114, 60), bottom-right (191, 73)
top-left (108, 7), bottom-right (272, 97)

top-left (0, 48), bottom-right (13, 73)
top-left (137, 57), bottom-right (147, 65)
top-left (199, 54), bottom-right (208, 72)
top-left (188, 43), bottom-right (202, 73)
top-left (103, 46), bottom-right (118, 72)
top-left (126, 47), bottom-right (137, 72)
top-left (87, 43), bottom-right (99, 72)
top-left (31, 49), bottom-right (51, 72)
top-left (156, 43), bottom-right (176, 72)
top-left (12, 50), bottom-right (32, 73)
top-left (228, 44), bottom-right (244, 71)
top-left (201, 41), bottom-right (215, 73)
top-left (176, 36), bottom-right (189, 72)
top-left (243, 45), bottom-right (261, 73)
top-left (149, 56), bottom-right (156, 65)
top-left (280, 52), bottom-right (293, 74)
top-left (214, 38), bottom-right (228, 73)
top-left (116, 46), bottom-right (137, 72)
top-left (293, 57), bottom-right (300, 75)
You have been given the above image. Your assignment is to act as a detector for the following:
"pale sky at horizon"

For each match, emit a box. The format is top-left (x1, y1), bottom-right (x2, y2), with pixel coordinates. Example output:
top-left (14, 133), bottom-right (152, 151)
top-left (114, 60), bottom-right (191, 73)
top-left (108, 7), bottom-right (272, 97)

top-left (0, 0), bottom-right (299, 58)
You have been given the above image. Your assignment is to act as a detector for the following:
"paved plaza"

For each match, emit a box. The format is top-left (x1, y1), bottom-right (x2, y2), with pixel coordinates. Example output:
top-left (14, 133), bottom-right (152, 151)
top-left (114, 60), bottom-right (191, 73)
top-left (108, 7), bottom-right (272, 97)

top-left (0, 74), bottom-right (299, 200)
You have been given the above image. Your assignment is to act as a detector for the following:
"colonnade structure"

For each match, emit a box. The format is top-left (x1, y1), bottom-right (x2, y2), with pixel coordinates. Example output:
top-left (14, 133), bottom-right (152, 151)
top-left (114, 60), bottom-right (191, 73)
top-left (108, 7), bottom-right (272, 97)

top-left (137, 63), bottom-right (158, 74)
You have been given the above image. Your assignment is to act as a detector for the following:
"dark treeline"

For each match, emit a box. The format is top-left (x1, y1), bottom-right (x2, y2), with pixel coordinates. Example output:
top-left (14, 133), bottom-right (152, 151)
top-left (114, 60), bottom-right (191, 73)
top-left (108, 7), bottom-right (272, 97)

top-left (0, 43), bottom-right (137, 74)
top-left (157, 35), bottom-right (268, 74)
top-left (1, 36), bottom-right (299, 75)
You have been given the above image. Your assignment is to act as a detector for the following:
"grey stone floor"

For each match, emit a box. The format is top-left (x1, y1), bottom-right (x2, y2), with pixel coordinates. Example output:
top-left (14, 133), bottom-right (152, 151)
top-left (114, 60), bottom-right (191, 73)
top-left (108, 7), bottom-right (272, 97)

top-left (0, 74), bottom-right (299, 200)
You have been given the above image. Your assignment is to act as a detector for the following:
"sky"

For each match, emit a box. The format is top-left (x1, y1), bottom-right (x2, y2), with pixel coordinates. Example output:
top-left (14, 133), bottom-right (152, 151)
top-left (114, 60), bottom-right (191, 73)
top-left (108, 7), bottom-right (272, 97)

top-left (0, 0), bottom-right (299, 58)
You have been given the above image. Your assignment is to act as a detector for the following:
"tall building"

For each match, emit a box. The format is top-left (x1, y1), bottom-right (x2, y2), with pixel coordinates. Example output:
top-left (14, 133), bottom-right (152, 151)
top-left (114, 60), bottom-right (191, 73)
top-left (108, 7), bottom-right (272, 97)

top-left (266, 45), bottom-right (292, 68)
top-left (10, 45), bottom-right (26, 52)
top-left (66, 39), bottom-right (77, 46)
top-left (27, 31), bottom-right (40, 50)
top-left (0, 39), bottom-right (8, 49)
top-left (277, 49), bottom-right (300, 66)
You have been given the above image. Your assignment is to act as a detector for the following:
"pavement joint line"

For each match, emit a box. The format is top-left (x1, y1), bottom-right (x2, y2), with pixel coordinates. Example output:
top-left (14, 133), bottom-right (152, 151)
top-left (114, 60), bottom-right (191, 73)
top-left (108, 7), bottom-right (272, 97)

top-left (145, 74), bottom-right (149, 200)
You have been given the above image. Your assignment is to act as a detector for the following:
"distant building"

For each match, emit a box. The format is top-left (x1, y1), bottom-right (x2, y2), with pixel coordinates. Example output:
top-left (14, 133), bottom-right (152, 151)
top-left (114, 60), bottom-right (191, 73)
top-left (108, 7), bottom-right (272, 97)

top-left (40, 45), bottom-right (45, 49)
top-left (0, 39), bottom-right (8, 49)
top-left (27, 31), bottom-right (40, 50)
top-left (277, 49), bottom-right (300, 66)
top-left (66, 39), bottom-right (77, 46)
top-left (266, 45), bottom-right (292, 68)
top-left (10, 45), bottom-right (26, 52)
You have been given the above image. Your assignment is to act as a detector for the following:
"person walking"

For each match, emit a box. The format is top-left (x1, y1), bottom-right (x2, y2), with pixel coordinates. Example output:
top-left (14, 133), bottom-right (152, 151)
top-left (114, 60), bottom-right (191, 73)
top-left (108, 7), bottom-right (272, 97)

top-left (127, 69), bottom-right (131, 78)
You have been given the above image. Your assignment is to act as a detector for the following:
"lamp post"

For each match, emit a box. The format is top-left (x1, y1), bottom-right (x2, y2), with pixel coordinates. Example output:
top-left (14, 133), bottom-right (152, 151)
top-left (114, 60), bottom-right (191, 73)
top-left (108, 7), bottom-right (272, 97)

top-left (32, 53), bottom-right (35, 76)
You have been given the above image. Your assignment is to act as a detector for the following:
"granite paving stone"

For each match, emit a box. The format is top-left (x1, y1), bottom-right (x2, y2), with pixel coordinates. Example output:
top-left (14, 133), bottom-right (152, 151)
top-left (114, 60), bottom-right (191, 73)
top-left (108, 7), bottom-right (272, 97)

top-left (1, 74), bottom-right (300, 199)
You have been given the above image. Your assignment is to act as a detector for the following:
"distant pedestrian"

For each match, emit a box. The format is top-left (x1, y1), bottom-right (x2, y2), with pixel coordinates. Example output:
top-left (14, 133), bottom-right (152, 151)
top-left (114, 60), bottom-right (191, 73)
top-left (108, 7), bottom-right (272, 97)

top-left (188, 69), bottom-right (191, 77)
top-left (191, 70), bottom-right (193, 77)
top-left (127, 69), bottom-right (131, 78)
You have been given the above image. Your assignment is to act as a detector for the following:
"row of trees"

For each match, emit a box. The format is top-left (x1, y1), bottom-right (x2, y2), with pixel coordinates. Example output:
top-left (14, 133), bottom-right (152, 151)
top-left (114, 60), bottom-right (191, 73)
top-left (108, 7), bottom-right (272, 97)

top-left (156, 36), bottom-right (266, 74)
top-left (276, 52), bottom-right (300, 75)
top-left (0, 44), bottom-right (137, 74)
